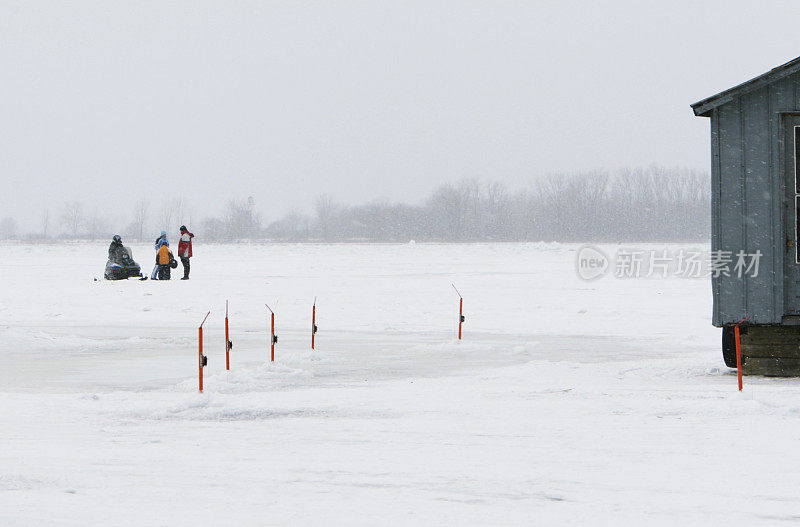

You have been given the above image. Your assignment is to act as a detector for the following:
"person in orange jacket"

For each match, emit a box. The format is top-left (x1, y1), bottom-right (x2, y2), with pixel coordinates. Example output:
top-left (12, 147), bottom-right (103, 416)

top-left (178, 225), bottom-right (194, 280)
top-left (155, 231), bottom-right (173, 280)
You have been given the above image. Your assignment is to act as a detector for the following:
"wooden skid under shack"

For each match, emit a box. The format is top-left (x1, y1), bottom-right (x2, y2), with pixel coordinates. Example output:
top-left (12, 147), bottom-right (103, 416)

top-left (740, 325), bottom-right (800, 376)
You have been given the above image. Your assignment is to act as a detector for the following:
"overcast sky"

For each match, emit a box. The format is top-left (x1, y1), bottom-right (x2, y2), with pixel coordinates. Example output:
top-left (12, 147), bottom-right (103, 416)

top-left (1, 1), bottom-right (798, 231)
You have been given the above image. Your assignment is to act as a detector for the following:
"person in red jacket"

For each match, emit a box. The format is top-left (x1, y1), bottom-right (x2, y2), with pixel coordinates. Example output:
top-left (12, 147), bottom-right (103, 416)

top-left (178, 225), bottom-right (194, 280)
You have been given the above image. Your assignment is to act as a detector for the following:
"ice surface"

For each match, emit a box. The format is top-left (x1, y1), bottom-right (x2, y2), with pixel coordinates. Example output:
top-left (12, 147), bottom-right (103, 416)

top-left (1, 242), bottom-right (796, 525)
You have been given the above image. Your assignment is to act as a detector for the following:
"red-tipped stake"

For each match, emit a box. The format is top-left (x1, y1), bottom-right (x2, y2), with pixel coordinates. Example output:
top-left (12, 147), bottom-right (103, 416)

top-left (198, 311), bottom-right (210, 393)
top-left (452, 284), bottom-right (464, 340)
top-left (225, 300), bottom-right (232, 371)
top-left (312, 297), bottom-right (318, 350)
top-left (265, 304), bottom-right (277, 362)
top-left (735, 316), bottom-right (751, 391)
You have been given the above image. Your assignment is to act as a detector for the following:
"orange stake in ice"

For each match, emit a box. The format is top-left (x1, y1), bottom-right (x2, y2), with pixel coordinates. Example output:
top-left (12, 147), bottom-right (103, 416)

top-left (735, 316), bottom-right (751, 391)
top-left (266, 304), bottom-right (277, 362)
top-left (312, 297), bottom-right (318, 350)
top-left (225, 300), bottom-right (232, 371)
top-left (452, 284), bottom-right (464, 340)
top-left (198, 311), bottom-right (210, 392)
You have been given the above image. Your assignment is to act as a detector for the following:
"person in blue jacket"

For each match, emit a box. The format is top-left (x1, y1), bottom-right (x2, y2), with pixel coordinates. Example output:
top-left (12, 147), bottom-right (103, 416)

top-left (155, 231), bottom-right (169, 249)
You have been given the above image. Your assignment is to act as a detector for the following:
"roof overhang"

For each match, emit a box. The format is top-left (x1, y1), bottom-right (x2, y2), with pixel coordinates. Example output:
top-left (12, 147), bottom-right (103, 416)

top-left (691, 56), bottom-right (800, 117)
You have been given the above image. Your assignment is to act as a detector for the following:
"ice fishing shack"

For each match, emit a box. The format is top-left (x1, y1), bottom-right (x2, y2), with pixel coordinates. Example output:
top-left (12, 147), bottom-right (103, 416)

top-left (692, 56), bottom-right (800, 375)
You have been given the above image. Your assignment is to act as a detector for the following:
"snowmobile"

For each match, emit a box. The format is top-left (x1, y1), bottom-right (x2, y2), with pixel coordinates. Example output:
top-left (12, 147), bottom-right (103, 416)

top-left (104, 245), bottom-right (144, 280)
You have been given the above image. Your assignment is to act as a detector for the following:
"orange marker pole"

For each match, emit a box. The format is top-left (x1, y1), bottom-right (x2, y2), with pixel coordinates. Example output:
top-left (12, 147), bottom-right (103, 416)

top-left (459, 297), bottom-right (463, 340)
top-left (198, 311), bottom-right (210, 393)
top-left (312, 297), bottom-right (317, 350)
top-left (266, 304), bottom-right (277, 362)
top-left (452, 284), bottom-right (464, 340)
top-left (199, 326), bottom-right (203, 392)
top-left (225, 300), bottom-right (230, 371)
top-left (735, 316), bottom-right (751, 391)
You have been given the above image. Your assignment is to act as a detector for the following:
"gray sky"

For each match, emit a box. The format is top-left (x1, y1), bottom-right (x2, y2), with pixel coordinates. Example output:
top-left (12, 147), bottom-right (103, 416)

top-left (1, 0), bottom-right (798, 231)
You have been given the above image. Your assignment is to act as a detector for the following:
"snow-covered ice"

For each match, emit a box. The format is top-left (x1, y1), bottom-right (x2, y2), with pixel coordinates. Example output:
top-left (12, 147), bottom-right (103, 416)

top-left (1, 242), bottom-right (797, 525)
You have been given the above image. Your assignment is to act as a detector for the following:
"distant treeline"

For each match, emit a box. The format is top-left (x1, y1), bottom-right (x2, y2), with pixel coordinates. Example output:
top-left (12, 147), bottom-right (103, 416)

top-left (262, 167), bottom-right (710, 242)
top-left (1, 167), bottom-right (709, 243)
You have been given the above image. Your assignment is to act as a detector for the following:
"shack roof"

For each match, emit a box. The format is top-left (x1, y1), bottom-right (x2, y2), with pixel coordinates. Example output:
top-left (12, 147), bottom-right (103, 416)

top-left (691, 56), bottom-right (800, 117)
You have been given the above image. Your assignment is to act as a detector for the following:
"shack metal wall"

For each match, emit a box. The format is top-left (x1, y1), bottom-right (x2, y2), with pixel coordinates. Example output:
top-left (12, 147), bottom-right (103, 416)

top-left (711, 73), bottom-right (800, 325)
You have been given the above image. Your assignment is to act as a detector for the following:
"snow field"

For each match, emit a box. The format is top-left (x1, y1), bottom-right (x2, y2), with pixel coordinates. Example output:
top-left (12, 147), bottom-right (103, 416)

top-left (2, 242), bottom-right (799, 525)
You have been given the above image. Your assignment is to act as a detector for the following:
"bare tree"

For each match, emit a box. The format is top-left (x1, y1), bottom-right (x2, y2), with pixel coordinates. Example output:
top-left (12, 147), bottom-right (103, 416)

top-left (85, 210), bottom-right (109, 241)
top-left (201, 217), bottom-right (225, 241)
top-left (314, 194), bottom-right (340, 241)
top-left (156, 197), bottom-right (187, 237)
top-left (224, 198), bottom-right (261, 238)
top-left (425, 182), bottom-right (470, 240)
top-left (61, 201), bottom-right (83, 238)
top-left (132, 199), bottom-right (149, 241)
top-left (266, 209), bottom-right (309, 241)
top-left (157, 200), bottom-right (175, 235)
top-left (173, 197), bottom-right (185, 228)
top-left (482, 181), bottom-right (509, 240)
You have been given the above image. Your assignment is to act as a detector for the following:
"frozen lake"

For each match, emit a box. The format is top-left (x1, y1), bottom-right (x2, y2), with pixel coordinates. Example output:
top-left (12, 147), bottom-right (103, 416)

top-left (2, 242), bottom-right (798, 525)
